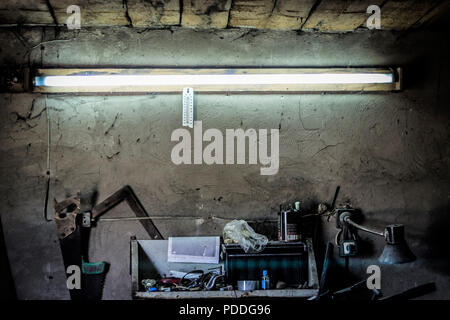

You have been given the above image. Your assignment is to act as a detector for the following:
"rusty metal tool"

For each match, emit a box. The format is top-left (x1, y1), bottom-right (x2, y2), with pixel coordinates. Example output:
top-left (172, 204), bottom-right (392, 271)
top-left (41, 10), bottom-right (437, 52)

top-left (54, 185), bottom-right (163, 300)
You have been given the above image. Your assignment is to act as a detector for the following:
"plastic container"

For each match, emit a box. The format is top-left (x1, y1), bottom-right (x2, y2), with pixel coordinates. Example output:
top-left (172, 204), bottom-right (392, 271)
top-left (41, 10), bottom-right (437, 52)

top-left (237, 280), bottom-right (259, 291)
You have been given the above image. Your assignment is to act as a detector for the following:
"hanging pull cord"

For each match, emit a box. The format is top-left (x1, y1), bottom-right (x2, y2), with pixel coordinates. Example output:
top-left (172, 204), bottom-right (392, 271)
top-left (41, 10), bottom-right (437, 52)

top-left (43, 95), bottom-right (52, 222)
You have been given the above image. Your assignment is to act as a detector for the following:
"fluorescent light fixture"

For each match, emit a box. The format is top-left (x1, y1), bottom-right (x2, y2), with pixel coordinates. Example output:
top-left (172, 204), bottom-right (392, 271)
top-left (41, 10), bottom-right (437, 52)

top-left (33, 68), bottom-right (401, 93)
top-left (36, 73), bottom-right (394, 86)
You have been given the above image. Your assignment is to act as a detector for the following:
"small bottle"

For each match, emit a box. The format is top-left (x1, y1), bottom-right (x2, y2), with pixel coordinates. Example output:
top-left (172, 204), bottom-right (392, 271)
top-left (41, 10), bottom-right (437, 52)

top-left (261, 270), bottom-right (270, 290)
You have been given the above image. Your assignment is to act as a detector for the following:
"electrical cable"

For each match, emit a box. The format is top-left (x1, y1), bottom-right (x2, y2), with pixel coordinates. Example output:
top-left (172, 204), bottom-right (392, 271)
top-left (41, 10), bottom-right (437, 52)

top-left (343, 216), bottom-right (384, 237)
top-left (204, 274), bottom-right (224, 291)
top-left (180, 270), bottom-right (204, 289)
top-left (43, 95), bottom-right (52, 222)
top-left (98, 216), bottom-right (155, 221)
top-left (175, 269), bottom-right (226, 291)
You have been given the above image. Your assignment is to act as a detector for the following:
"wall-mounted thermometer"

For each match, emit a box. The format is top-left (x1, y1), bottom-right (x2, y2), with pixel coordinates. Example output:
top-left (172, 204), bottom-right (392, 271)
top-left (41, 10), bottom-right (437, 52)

top-left (182, 87), bottom-right (194, 128)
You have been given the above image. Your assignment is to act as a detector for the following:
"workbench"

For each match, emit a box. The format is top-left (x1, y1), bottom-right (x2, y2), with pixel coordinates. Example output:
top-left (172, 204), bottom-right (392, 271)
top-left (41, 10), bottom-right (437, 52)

top-left (130, 239), bottom-right (319, 299)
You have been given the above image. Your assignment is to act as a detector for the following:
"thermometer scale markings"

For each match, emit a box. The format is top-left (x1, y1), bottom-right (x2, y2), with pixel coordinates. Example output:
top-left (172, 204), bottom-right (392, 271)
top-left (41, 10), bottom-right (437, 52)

top-left (182, 87), bottom-right (194, 128)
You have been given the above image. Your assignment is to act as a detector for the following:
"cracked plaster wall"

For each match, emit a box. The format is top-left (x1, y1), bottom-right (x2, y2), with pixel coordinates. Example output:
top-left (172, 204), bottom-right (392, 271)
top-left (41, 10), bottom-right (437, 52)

top-left (0, 26), bottom-right (449, 299)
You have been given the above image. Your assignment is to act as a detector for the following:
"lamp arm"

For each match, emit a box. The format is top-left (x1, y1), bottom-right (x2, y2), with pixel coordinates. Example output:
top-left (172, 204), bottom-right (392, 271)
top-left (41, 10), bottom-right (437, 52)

top-left (343, 216), bottom-right (385, 237)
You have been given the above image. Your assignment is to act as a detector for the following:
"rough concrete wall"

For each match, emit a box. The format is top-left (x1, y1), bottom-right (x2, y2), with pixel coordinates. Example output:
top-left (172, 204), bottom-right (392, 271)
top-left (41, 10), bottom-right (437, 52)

top-left (0, 27), bottom-right (449, 299)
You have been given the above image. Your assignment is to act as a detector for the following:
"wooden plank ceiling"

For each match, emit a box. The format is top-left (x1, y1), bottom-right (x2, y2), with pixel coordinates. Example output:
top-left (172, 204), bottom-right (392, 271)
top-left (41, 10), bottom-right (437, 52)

top-left (0, 0), bottom-right (448, 32)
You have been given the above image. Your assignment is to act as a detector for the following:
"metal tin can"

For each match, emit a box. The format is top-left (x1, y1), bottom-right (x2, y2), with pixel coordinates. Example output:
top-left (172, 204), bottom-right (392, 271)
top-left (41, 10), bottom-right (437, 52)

top-left (278, 209), bottom-right (300, 242)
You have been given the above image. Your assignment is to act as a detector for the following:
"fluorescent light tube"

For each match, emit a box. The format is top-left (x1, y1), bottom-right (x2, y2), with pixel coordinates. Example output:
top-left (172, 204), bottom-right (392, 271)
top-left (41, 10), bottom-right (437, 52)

top-left (32, 68), bottom-right (401, 93)
top-left (35, 73), bottom-right (393, 87)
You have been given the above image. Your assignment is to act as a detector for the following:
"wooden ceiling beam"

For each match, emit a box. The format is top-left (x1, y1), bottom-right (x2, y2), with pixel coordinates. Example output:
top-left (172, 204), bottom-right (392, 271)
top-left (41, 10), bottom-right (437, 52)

top-left (265, 0), bottom-right (317, 30)
top-left (49, 0), bottom-right (129, 27)
top-left (301, 0), bottom-right (385, 32)
top-left (413, 0), bottom-right (450, 28)
top-left (380, 0), bottom-right (442, 30)
top-left (128, 0), bottom-right (180, 27)
top-left (228, 0), bottom-right (275, 29)
top-left (181, 0), bottom-right (232, 29)
top-left (0, 0), bottom-right (53, 25)
top-left (0, 0), bottom-right (447, 32)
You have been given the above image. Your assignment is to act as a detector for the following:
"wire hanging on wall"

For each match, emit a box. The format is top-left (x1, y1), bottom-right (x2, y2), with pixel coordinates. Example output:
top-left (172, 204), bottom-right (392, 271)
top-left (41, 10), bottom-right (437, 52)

top-left (43, 95), bottom-right (52, 222)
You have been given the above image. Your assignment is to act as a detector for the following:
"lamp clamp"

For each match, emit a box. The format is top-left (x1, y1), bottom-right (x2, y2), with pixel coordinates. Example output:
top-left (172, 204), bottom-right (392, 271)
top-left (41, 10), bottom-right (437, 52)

top-left (335, 207), bottom-right (358, 229)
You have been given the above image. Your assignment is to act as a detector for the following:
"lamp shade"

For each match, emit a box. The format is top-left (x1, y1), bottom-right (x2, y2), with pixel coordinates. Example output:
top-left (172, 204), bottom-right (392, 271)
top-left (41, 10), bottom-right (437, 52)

top-left (378, 224), bottom-right (416, 264)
